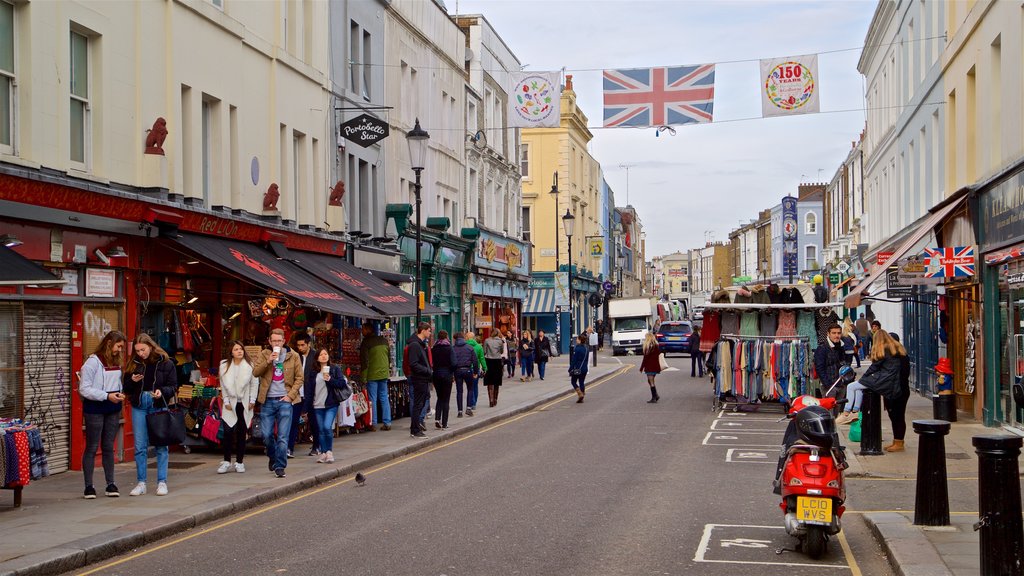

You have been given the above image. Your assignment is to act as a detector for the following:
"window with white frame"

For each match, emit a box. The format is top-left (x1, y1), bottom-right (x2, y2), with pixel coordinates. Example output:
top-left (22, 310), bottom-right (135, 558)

top-left (805, 245), bottom-right (818, 271)
top-left (805, 212), bottom-right (817, 234)
top-left (349, 20), bottom-right (360, 96)
top-left (0, 1), bottom-right (14, 153)
top-left (69, 29), bottom-right (90, 165)
top-left (361, 30), bottom-right (371, 100)
top-left (521, 206), bottom-right (530, 242)
top-left (519, 143), bottom-right (529, 178)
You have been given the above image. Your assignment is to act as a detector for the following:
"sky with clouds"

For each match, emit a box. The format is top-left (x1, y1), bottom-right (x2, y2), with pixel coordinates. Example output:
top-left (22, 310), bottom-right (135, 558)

top-left (449, 0), bottom-right (878, 258)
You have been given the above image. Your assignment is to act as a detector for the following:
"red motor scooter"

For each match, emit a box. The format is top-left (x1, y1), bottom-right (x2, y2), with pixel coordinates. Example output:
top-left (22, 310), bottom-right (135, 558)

top-left (774, 369), bottom-right (853, 559)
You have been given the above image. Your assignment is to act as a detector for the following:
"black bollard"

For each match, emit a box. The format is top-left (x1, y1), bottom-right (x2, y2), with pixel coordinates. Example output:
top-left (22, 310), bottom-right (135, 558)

top-left (933, 394), bottom-right (958, 422)
top-left (913, 419), bottom-right (951, 526)
top-left (859, 389), bottom-right (884, 456)
top-left (973, 435), bottom-right (1024, 576)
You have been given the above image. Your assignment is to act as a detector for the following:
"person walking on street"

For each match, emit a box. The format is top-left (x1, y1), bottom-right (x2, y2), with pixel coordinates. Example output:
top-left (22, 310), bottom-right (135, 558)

top-left (504, 330), bottom-right (518, 378)
top-left (535, 330), bottom-right (552, 380)
top-left (882, 333), bottom-right (911, 452)
top-left (569, 333), bottom-right (590, 402)
top-left (253, 329), bottom-right (304, 478)
top-left (483, 332), bottom-right (506, 407)
top-left (79, 330), bottom-right (128, 499)
top-left (407, 322), bottom-right (433, 438)
top-left (123, 333), bottom-right (177, 496)
top-left (217, 341), bottom-right (258, 474)
top-left (836, 330), bottom-right (906, 425)
top-left (306, 347), bottom-right (346, 463)
top-left (452, 332), bottom-right (479, 418)
top-left (431, 331), bottom-right (456, 430)
top-left (464, 331), bottom-right (486, 415)
top-left (854, 313), bottom-right (870, 360)
top-left (286, 333), bottom-right (317, 458)
top-left (841, 318), bottom-right (861, 368)
top-left (519, 330), bottom-right (535, 381)
top-left (690, 327), bottom-right (705, 378)
top-left (814, 324), bottom-right (848, 398)
top-left (640, 333), bottom-right (662, 403)
top-left (360, 324), bottom-right (392, 431)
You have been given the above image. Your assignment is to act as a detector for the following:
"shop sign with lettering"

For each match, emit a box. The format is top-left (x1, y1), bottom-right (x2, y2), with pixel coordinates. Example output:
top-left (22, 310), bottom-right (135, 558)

top-left (980, 167), bottom-right (1024, 251)
top-left (474, 230), bottom-right (529, 274)
top-left (339, 114), bottom-right (389, 148)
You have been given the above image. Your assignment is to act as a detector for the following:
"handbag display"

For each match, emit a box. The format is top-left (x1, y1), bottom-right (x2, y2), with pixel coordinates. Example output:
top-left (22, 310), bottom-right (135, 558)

top-left (201, 398), bottom-right (222, 444)
top-left (147, 397), bottom-right (186, 447)
top-left (658, 353), bottom-right (670, 371)
top-left (351, 389), bottom-right (369, 417)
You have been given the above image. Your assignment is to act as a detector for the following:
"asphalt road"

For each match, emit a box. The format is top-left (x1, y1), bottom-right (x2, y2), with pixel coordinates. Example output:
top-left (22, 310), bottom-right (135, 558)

top-left (76, 356), bottom-right (895, 576)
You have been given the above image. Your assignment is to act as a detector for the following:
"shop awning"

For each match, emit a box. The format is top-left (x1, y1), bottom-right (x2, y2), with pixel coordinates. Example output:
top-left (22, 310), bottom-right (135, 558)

top-left (169, 233), bottom-right (378, 318)
top-left (0, 246), bottom-right (66, 286)
top-left (845, 194), bottom-right (967, 308)
top-left (290, 250), bottom-right (443, 316)
top-left (368, 269), bottom-right (414, 285)
top-left (523, 287), bottom-right (556, 315)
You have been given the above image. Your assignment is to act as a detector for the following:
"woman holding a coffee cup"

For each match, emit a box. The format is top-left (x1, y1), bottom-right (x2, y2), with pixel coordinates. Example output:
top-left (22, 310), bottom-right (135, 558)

top-left (303, 347), bottom-right (346, 464)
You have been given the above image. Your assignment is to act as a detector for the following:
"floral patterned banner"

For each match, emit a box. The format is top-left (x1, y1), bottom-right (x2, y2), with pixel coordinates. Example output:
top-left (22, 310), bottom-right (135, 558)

top-left (760, 54), bottom-right (820, 118)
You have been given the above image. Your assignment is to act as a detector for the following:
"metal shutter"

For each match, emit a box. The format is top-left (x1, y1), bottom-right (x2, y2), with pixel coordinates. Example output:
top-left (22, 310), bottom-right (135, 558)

top-left (0, 302), bottom-right (23, 420)
top-left (23, 304), bottom-right (71, 474)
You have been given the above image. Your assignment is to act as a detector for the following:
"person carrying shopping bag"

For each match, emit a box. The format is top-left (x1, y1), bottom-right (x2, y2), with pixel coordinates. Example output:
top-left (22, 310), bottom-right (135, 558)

top-left (79, 330), bottom-right (128, 499)
top-left (640, 333), bottom-right (662, 403)
top-left (123, 333), bottom-right (177, 496)
top-left (217, 341), bottom-right (258, 474)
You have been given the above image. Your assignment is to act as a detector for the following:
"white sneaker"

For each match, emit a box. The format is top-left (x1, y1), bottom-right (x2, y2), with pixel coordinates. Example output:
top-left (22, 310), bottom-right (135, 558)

top-left (156, 482), bottom-right (168, 496)
top-left (217, 461), bottom-right (232, 474)
top-left (234, 462), bottom-right (246, 473)
top-left (129, 482), bottom-right (146, 496)
top-left (324, 451), bottom-right (335, 464)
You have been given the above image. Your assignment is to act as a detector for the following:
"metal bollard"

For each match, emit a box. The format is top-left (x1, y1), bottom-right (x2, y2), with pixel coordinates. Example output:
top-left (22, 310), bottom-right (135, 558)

top-left (913, 419), bottom-right (951, 526)
top-left (973, 435), bottom-right (1024, 576)
top-left (933, 394), bottom-right (958, 422)
top-left (859, 389), bottom-right (883, 455)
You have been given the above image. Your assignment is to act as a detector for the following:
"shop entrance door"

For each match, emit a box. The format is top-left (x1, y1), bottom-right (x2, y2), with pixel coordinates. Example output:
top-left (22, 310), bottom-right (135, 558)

top-left (1008, 281), bottom-right (1024, 430)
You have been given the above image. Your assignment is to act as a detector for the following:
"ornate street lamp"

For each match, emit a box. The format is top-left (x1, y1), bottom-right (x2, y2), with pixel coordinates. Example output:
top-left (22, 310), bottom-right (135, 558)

top-left (406, 118), bottom-right (429, 327)
top-left (563, 209), bottom-right (576, 337)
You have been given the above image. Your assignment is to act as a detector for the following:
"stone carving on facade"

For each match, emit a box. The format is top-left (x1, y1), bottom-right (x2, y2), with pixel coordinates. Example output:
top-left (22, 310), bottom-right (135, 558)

top-left (263, 183), bottom-right (280, 211)
top-left (144, 117), bottom-right (168, 155)
top-left (329, 180), bottom-right (346, 207)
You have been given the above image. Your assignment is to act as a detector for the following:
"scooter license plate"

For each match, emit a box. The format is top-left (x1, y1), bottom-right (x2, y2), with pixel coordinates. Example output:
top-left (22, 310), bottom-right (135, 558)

top-left (796, 496), bottom-right (833, 524)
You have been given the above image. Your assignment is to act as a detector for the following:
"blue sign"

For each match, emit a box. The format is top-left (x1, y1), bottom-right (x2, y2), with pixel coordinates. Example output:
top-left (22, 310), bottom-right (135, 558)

top-left (783, 252), bottom-right (798, 276)
top-left (782, 196), bottom-right (798, 276)
top-left (603, 281), bottom-right (614, 293)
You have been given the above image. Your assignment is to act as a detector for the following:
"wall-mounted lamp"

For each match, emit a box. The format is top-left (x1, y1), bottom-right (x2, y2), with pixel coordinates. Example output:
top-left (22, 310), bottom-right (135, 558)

top-left (108, 246), bottom-right (128, 257)
top-left (186, 293), bottom-right (199, 305)
top-left (0, 234), bottom-right (23, 248)
top-left (228, 311), bottom-right (242, 320)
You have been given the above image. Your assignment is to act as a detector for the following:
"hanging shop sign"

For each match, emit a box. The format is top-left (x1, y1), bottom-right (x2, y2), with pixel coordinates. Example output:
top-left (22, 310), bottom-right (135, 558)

top-left (339, 114), bottom-right (389, 148)
top-left (920, 246), bottom-right (976, 278)
top-left (782, 197), bottom-right (798, 277)
top-left (474, 231), bottom-right (528, 274)
top-left (553, 272), bottom-right (570, 307)
top-left (896, 257), bottom-right (943, 285)
top-left (588, 237), bottom-right (605, 257)
top-left (1007, 272), bottom-right (1024, 286)
top-left (980, 168), bottom-right (1024, 251)
top-left (886, 267), bottom-right (913, 298)
top-left (877, 252), bottom-right (894, 266)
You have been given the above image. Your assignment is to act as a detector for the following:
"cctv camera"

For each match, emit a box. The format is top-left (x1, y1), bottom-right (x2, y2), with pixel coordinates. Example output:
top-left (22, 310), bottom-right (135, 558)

top-left (94, 249), bottom-right (110, 265)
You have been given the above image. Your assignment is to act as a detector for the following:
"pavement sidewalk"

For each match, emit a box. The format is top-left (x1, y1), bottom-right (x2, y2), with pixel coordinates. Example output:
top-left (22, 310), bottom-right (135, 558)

top-left (847, 390), bottom-right (1002, 576)
top-left (0, 356), bottom-right (626, 576)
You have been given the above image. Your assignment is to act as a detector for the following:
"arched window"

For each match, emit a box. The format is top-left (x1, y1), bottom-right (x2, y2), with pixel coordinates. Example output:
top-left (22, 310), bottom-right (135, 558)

top-left (805, 212), bottom-right (817, 234)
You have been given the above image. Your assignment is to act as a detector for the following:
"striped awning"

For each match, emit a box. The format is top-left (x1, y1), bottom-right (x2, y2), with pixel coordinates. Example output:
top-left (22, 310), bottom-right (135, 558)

top-left (523, 287), bottom-right (556, 315)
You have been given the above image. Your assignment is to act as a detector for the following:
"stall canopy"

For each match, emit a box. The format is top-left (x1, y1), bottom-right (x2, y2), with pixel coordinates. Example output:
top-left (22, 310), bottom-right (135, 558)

top-left (291, 250), bottom-right (442, 316)
top-left (0, 246), bottom-right (67, 286)
top-left (844, 194), bottom-right (967, 308)
top-left (169, 233), bottom-right (378, 318)
top-left (523, 287), bottom-right (556, 315)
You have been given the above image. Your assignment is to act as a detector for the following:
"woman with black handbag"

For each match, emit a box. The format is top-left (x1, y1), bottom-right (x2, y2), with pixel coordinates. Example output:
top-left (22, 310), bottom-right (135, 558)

top-left (123, 333), bottom-right (177, 496)
top-left (535, 330), bottom-right (552, 380)
top-left (569, 333), bottom-right (590, 403)
top-left (217, 341), bottom-right (258, 474)
top-left (306, 347), bottom-right (347, 464)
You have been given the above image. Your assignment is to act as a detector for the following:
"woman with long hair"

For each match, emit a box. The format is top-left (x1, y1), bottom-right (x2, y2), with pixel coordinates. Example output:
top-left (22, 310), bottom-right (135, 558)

top-left (836, 329), bottom-right (907, 425)
top-left (431, 331), bottom-right (456, 429)
top-left (305, 347), bottom-right (346, 463)
top-left (217, 341), bottom-right (258, 474)
top-left (483, 332), bottom-right (506, 407)
top-left (504, 330), bottom-right (518, 378)
top-left (123, 333), bottom-right (177, 496)
top-left (841, 317), bottom-right (861, 368)
top-left (639, 332), bottom-right (662, 403)
top-left (79, 330), bottom-right (128, 499)
top-left (519, 330), bottom-right (535, 381)
top-left (569, 333), bottom-right (590, 402)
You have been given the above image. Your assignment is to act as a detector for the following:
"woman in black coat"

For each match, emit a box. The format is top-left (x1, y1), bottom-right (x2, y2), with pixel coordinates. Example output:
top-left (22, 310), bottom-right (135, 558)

top-left (836, 330), bottom-right (906, 425)
top-left (690, 327), bottom-right (704, 378)
top-left (123, 333), bottom-right (178, 497)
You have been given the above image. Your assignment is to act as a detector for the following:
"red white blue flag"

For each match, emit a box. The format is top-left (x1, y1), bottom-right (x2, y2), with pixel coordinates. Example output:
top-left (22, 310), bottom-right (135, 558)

top-left (922, 246), bottom-right (976, 278)
top-left (602, 65), bottom-right (715, 128)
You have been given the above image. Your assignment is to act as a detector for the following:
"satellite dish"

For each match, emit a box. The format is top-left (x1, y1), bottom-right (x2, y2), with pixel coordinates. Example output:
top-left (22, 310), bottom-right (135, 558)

top-left (465, 48), bottom-right (474, 62)
top-left (471, 130), bottom-right (487, 149)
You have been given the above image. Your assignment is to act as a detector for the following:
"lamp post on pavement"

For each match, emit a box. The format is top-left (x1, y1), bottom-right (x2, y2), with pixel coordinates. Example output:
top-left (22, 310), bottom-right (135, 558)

top-left (563, 209), bottom-right (576, 338)
top-left (406, 118), bottom-right (430, 328)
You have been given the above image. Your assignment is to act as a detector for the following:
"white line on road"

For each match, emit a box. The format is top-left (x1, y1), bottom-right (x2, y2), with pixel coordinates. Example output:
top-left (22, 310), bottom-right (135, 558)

top-left (694, 524), bottom-right (851, 569)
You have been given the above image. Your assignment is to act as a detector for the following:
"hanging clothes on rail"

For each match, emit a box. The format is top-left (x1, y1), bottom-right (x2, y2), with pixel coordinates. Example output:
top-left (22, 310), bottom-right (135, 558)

top-left (700, 311), bottom-right (721, 353)
top-left (814, 308), bottom-right (841, 346)
top-left (721, 312), bottom-right (740, 337)
top-left (776, 310), bottom-right (797, 337)
top-left (797, 311), bottom-right (818, 350)
top-left (761, 310), bottom-right (778, 337)
top-left (739, 312), bottom-right (759, 337)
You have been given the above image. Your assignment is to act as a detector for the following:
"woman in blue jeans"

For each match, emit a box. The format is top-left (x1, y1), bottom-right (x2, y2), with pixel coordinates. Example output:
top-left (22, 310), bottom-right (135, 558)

top-left (519, 330), bottom-right (535, 381)
top-left (123, 333), bottom-right (177, 497)
top-left (569, 333), bottom-right (590, 403)
top-left (305, 348), bottom-right (346, 464)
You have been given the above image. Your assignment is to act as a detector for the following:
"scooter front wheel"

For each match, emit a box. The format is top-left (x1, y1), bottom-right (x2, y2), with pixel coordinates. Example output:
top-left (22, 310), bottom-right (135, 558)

top-left (804, 526), bottom-right (827, 559)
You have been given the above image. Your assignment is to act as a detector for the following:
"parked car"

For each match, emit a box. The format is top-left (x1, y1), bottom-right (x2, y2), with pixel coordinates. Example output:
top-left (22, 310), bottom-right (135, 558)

top-left (655, 321), bottom-right (694, 357)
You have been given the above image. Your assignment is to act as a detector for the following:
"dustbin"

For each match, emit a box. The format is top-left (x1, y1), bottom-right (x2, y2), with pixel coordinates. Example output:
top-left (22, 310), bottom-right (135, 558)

top-left (932, 394), bottom-right (957, 422)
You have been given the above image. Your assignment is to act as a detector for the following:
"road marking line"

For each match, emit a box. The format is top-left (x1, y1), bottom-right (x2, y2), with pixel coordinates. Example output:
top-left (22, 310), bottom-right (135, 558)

top-left (837, 529), bottom-right (862, 576)
top-left (711, 419), bottom-right (783, 432)
top-left (725, 447), bottom-right (780, 463)
top-left (76, 366), bottom-right (631, 575)
top-left (845, 476), bottom-right (978, 481)
top-left (693, 523), bottom-right (850, 569)
top-left (703, 431), bottom-right (779, 446)
top-left (843, 509), bottom-right (978, 515)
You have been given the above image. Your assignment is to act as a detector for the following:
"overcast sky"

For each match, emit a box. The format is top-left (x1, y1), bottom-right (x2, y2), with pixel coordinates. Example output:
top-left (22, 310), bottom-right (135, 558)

top-left (449, 0), bottom-right (877, 258)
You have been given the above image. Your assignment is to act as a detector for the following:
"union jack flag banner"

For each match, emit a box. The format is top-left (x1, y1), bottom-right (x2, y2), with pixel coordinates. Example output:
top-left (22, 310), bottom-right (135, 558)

top-left (603, 64), bottom-right (715, 128)
top-left (921, 246), bottom-right (977, 278)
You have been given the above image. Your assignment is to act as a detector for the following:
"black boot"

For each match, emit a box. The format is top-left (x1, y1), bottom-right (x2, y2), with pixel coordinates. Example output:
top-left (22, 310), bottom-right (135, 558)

top-left (647, 386), bottom-right (659, 403)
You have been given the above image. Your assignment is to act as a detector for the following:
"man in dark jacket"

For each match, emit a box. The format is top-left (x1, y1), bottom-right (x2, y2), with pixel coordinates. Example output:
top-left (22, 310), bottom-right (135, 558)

top-left (407, 322), bottom-right (433, 439)
top-left (452, 333), bottom-right (479, 418)
top-left (814, 324), bottom-right (847, 396)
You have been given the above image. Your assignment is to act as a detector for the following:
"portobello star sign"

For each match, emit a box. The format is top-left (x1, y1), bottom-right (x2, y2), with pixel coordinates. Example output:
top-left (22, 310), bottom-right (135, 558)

top-left (339, 114), bottom-right (389, 148)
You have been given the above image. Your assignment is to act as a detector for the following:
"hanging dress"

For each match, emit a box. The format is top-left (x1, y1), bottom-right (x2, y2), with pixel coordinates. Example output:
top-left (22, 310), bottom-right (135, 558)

top-left (775, 310), bottom-right (797, 337)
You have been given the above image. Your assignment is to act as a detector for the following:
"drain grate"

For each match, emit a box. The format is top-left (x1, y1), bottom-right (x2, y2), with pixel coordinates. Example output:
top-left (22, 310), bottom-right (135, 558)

top-left (946, 452), bottom-right (970, 460)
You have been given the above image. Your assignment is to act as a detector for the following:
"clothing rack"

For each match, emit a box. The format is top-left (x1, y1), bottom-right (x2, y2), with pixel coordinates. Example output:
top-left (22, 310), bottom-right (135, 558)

top-left (710, 334), bottom-right (814, 413)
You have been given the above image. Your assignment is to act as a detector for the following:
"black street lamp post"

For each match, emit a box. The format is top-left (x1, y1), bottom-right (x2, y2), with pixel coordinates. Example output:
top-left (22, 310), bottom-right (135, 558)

top-left (563, 209), bottom-right (576, 338)
top-left (406, 118), bottom-right (430, 328)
